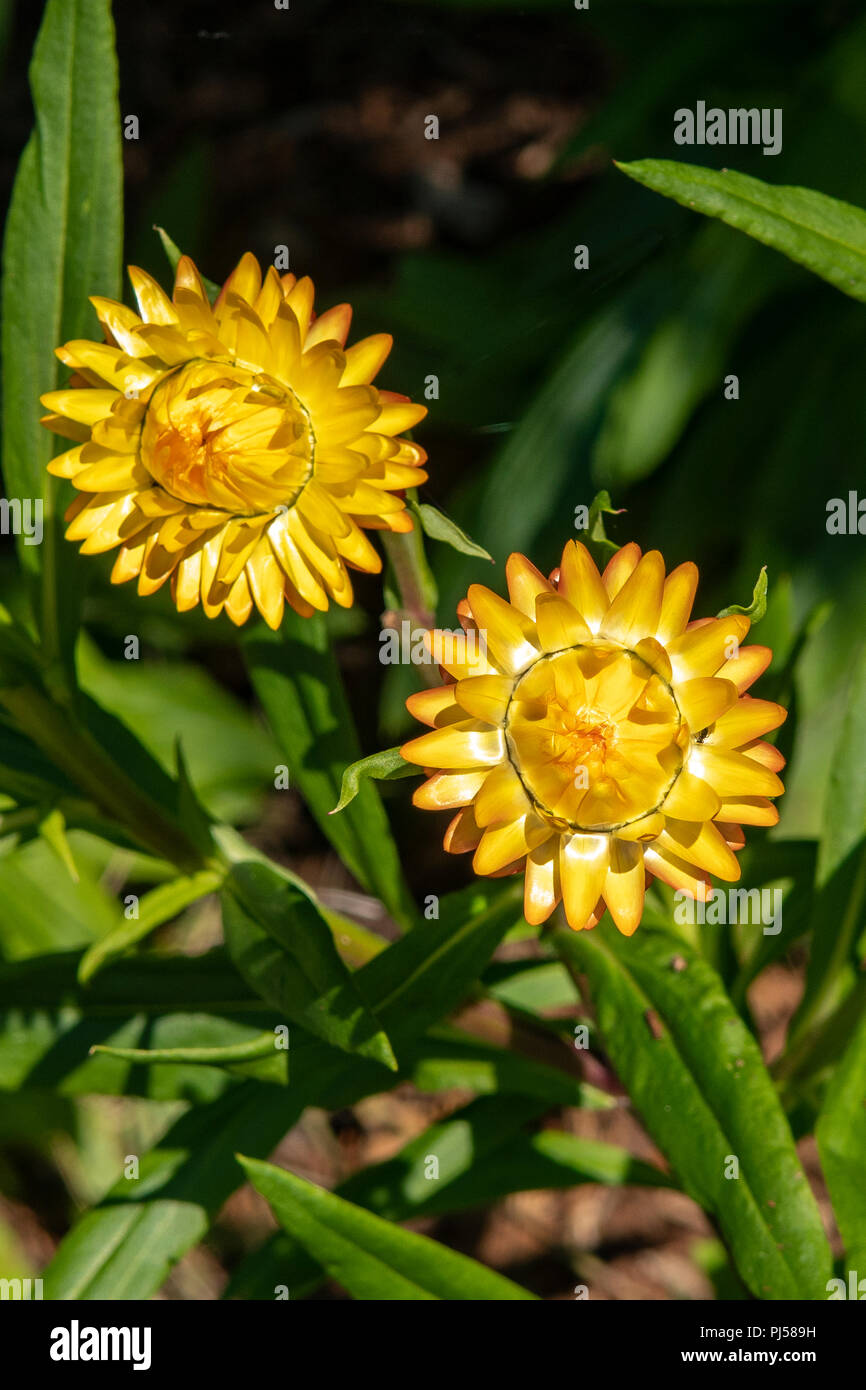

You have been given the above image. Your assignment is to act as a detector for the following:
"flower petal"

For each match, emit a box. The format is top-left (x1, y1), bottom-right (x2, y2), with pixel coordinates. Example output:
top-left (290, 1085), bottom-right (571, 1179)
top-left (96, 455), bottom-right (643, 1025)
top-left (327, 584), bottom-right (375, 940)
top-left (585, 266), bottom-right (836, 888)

top-left (689, 744), bottom-right (784, 798)
top-left (466, 585), bottom-right (540, 674)
top-left (534, 592), bottom-right (591, 652)
top-left (401, 723), bottom-right (505, 770)
top-left (599, 550), bottom-right (664, 646)
top-left (656, 562), bottom-right (698, 644)
top-left (557, 541), bottom-right (608, 631)
top-left (604, 838), bottom-right (645, 936)
top-left (676, 676), bottom-right (739, 732)
top-left (708, 696), bottom-right (786, 748)
top-left (560, 833), bottom-right (610, 931)
top-left (524, 838), bottom-right (561, 926)
top-left (505, 552), bottom-right (554, 618)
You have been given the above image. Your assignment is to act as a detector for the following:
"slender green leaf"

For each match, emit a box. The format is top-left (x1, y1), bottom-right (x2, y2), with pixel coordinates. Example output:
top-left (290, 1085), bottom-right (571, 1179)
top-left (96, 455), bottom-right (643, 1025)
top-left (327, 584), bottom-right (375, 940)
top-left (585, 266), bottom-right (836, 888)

top-left (582, 489), bottom-right (623, 567)
top-left (238, 1156), bottom-right (536, 1300)
top-left (36, 807), bottom-right (78, 881)
top-left (222, 860), bottom-right (397, 1071)
top-left (242, 612), bottom-right (416, 928)
top-left (354, 880), bottom-right (522, 1046)
top-left (400, 1026), bottom-right (610, 1110)
top-left (227, 1095), bottom-right (664, 1298)
top-left (0, 947), bottom-right (274, 1101)
top-left (0, 946), bottom-right (255, 1016)
top-left (592, 231), bottom-right (785, 488)
top-left (555, 924), bottom-right (832, 1299)
top-left (617, 159), bottom-right (866, 302)
top-left (91, 1029), bottom-right (287, 1083)
top-left (718, 566), bottom-right (768, 624)
top-left (0, 683), bottom-right (205, 869)
top-left (332, 746), bottom-right (415, 813)
top-left (1, 0), bottom-right (122, 671)
top-left (226, 1094), bottom-right (543, 1298)
top-left (77, 870), bottom-right (224, 983)
top-left (407, 499), bottom-right (493, 563)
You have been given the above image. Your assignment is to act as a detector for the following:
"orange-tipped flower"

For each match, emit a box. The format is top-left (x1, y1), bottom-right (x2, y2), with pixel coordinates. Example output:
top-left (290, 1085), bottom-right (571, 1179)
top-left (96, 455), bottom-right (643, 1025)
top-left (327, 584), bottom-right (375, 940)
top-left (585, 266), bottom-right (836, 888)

top-left (402, 540), bottom-right (786, 936)
top-left (41, 254), bottom-right (427, 627)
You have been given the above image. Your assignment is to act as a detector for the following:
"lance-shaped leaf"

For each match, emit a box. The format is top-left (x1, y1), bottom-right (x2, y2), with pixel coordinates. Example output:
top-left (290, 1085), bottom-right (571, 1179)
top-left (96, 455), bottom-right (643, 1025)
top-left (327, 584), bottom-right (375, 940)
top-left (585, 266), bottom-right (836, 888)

top-left (332, 746), bottom-right (416, 813)
top-left (0, 947), bottom-right (278, 1101)
top-left (616, 159), bottom-right (866, 303)
top-left (583, 488), bottom-right (623, 567)
top-left (238, 1156), bottom-right (536, 1300)
top-left (222, 860), bottom-right (397, 1071)
top-left (555, 924), bottom-right (832, 1300)
top-left (226, 1094), bottom-right (667, 1299)
top-left (91, 1029), bottom-right (288, 1084)
top-left (78, 870), bottom-right (225, 983)
top-left (1, 0), bottom-right (122, 668)
top-left (407, 499), bottom-right (493, 562)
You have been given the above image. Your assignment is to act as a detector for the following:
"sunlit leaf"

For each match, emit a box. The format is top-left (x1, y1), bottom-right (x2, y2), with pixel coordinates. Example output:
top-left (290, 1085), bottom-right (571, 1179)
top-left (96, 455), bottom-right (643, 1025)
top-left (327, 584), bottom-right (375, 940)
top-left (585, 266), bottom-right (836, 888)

top-left (617, 159), bottom-right (866, 302)
top-left (238, 1156), bottom-right (537, 1300)
top-left (332, 746), bottom-right (416, 813)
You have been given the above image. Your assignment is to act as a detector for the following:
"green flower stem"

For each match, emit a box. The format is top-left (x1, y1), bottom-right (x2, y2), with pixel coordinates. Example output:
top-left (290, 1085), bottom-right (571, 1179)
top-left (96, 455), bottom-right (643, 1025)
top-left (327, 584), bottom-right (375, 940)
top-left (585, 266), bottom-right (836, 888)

top-left (381, 522), bottom-right (441, 690)
top-left (381, 515), bottom-right (438, 631)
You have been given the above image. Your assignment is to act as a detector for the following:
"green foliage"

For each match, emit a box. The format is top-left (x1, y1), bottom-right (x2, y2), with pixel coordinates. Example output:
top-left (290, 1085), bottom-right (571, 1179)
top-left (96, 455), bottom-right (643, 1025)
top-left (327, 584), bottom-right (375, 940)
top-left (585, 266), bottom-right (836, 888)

top-left (555, 924), bottom-right (832, 1299)
top-left (717, 566), bottom-right (768, 624)
top-left (222, 860), bottom-right (397, 1069)
top-left (1, 0), bottom-right (865, 1307)
top-left (77, 869), bottom-right (225, 983)
top-left (1, 0), bottom-right (122, 670)
top-left (238, 1156), bottom-right (537, 1300)
top-left (406, 499), bottom-right (494, 563)
top-left (617, 159), bottom-right (866, 303)
top-left (332, 746), bottom-right (416, 813)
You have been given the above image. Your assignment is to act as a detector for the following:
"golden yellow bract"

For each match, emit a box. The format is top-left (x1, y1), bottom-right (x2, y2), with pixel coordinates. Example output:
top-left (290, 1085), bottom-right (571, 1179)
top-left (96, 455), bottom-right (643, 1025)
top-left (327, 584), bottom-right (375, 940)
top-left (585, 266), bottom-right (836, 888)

top-left (402, 541), bottom-right (786, 937)
top-left (40, 254), bottom-right (428, 627)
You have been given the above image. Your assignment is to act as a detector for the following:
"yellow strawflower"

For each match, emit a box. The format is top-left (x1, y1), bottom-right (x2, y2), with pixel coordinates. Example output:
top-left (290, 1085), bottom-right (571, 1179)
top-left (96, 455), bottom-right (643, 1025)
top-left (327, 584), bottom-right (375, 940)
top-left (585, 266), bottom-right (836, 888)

top-left (402, 541), bottom-right (786, 935)
top-left (41, 254), bottom-right (427, 627)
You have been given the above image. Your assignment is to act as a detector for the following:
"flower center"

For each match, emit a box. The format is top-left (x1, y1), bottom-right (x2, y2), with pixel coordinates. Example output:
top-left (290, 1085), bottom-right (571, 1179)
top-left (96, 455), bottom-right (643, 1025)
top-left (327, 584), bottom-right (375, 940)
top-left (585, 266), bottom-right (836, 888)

top-left (141, 359), bottom-right (315, 514)
top-left (504, 643), bottom-right (684, 832)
